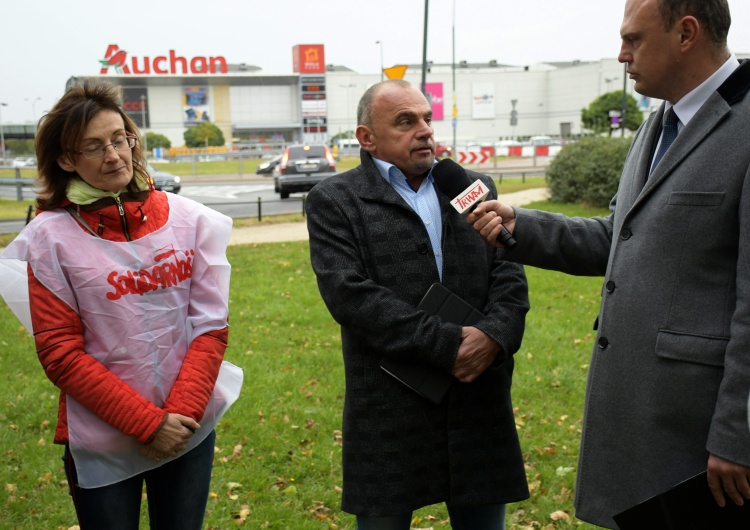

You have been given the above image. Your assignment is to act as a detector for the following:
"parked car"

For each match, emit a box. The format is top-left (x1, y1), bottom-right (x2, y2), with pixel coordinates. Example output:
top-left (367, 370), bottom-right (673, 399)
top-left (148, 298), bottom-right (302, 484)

top-left (274, 144), bottom-right (336, 199)
top-left (435, 143), bottom-right (452, 158)
top-left (256, 154), bottom-right (282, 175)
top-left (147, 164), bottom-right (181, 194)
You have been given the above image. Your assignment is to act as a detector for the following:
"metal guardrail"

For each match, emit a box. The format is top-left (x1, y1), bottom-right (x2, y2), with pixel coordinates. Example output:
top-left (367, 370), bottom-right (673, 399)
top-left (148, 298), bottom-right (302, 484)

top-left (0, 168), bottom-right (35, 201)
top-left (0, 193), bottom-right (307, 234)
top-left (483, 168), bottom-right (548, 183)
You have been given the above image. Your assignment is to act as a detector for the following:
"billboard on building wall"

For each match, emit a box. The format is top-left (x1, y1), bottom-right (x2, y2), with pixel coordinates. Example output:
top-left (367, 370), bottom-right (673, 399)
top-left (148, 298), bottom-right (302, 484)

top-left (293, 45), bottom-right (326, 74)
top-left (472, 82), bottom-right (495, 120)
top-left (123, 88), bottom-right (148, 128)
top-left (425, 83), bottom-right (444, 121)
top-left (183, 87), bottom-right (211, 124)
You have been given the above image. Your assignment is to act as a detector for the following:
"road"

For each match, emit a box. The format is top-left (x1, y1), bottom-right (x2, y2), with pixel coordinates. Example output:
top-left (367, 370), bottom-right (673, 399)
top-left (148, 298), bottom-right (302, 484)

top-left (0, 159), bottom-right (550, 234)
top-left (0, 178), bottom-right (308, 234)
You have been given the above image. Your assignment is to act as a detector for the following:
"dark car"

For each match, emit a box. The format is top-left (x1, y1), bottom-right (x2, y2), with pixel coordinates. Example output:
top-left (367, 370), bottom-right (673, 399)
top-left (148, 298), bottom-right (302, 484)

top-left (274, 144), bottom-right (336, 199)
top-left (147, 164), bottom-right (181, 194)
top-left (256, 154), bottom-right (282, 175)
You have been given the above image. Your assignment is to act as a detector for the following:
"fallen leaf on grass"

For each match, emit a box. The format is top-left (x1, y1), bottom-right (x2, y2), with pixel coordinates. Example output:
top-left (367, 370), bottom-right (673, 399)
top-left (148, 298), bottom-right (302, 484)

top-left (226, 482), bottom-right (243, 500)
top-left (550, 510), bottom-right (572, 523)
top-left (308, 500), bottom-right (332, 520)
top-left (232, 504), bottom-right (250, 525)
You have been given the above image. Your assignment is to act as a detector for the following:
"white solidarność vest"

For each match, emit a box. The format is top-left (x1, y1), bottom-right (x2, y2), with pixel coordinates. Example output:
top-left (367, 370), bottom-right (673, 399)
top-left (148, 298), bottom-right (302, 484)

top-left (0, 193), bottom-right (243, 488)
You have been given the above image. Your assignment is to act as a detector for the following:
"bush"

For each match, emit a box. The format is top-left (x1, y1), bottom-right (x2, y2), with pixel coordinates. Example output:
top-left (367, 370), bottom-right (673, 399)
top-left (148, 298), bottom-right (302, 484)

top-left (547, 136), bottom-right (632, 208)
top-left (145, 132), bottom-right (171, 149)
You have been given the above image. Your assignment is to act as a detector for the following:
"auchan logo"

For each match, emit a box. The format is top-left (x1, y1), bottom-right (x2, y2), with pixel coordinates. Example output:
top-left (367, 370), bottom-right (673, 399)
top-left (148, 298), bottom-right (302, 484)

top-left (99, 45), bottom-right (228, 75)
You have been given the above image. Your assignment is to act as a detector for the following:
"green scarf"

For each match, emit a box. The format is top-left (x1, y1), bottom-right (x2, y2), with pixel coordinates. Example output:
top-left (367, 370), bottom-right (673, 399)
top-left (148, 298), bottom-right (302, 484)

top-left (66, 176), bottom-right (149, 205)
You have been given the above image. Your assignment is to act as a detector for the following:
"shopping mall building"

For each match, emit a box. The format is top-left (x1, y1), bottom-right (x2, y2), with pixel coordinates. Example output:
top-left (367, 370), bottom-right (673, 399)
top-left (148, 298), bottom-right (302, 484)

top-left (67, 43), bottom-right (670, 152)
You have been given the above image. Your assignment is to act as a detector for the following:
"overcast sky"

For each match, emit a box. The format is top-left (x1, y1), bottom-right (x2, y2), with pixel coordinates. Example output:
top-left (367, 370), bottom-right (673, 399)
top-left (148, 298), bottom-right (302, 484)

top-left (2, 0), bottom-right (750, 123)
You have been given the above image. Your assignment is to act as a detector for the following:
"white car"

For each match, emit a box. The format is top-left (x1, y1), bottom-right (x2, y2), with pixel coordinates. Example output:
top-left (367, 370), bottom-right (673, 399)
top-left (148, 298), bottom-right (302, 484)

top-left (13, 157), bottom-right (37, 168)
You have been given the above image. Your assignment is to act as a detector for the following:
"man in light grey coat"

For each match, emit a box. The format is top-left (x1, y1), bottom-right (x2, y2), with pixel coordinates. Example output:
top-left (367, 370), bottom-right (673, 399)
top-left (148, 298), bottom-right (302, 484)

top-left (468, 0), bottom-right (750, 528)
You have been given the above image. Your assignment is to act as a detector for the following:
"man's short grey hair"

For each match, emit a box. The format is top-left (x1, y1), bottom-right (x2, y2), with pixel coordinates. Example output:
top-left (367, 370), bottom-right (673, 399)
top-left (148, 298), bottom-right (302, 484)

top-left (357, 80), bottom-right (413, 127)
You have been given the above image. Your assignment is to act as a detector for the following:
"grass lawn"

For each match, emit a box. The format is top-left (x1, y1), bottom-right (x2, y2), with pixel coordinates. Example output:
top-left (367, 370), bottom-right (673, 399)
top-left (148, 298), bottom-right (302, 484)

top-left (0, 200), bottom-right (611, 529)
top-left (0, 199), bottom-right (35, 221)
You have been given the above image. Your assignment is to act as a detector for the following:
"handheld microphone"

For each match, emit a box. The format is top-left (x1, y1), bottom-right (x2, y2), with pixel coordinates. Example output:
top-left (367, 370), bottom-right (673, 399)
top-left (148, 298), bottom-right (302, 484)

top-left (432, 158), bottom-right (517, 248)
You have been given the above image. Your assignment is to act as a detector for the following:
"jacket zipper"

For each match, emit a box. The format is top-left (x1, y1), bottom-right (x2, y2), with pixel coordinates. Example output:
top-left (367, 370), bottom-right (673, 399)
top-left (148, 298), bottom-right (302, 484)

top-left (113, 196), bottom-right (132, 241)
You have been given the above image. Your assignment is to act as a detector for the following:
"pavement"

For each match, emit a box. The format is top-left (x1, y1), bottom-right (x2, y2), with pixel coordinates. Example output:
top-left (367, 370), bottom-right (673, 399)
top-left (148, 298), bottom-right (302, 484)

top-left (228, 187), bottom-right (550, 246)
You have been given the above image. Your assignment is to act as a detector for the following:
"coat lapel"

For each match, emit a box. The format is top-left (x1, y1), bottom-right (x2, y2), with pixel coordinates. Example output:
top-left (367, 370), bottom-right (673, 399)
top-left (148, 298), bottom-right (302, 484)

top-left (631, 107), bottom-right (663, 196)
top-left (353, 151), bottom-right (420, 212)
top-left (643, 94), bottom-right (731, 195)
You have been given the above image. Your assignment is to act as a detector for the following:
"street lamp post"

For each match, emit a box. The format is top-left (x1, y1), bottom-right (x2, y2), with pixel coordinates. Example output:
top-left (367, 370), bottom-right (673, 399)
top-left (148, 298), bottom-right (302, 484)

top-left (375, 41), bottom-right (384, 81)
top-left (140, 94), bottom-right (148, 154)
top-left (25, 97), bottom-right (41, 129)
top-left (0, 102), bottom-right (7, 165)
top-left (604, 77), bottom-right (619, 93)
top-left (340, 84), bottom-right (356, 148)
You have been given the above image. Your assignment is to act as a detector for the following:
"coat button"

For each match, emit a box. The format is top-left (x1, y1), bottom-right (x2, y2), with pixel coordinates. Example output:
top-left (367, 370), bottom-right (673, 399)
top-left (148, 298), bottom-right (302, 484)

top-left (621, 228), bottom-right (632, 240)
top-left (417, 243), bottom-right (429, 255)
top-left (598, 337), bottom-right (609, 349)
top-left (606, 281), bottom-right (616, 293)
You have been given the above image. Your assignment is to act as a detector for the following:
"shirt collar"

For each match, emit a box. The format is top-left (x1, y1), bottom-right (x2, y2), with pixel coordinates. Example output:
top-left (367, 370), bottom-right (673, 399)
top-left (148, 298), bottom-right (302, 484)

top-left (372, 156), bottom-right (437, 189)
top-left (670, 54), bottom-right (740, 127)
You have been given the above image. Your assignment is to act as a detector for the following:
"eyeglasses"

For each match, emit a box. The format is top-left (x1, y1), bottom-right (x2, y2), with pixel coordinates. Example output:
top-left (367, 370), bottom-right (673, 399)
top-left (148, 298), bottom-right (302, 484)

top-left (78, 135), bottom-right (137, 160)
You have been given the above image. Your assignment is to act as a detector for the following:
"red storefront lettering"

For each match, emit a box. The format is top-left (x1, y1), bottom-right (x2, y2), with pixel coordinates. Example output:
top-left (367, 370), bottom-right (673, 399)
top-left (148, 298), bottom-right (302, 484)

top-left (100, 45), bottom-right (228, 75)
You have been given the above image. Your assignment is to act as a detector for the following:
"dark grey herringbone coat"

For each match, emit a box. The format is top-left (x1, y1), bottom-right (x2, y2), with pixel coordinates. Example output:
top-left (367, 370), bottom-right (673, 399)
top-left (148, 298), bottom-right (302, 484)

top-left (506, 61), bottom-right (750, 528)
top-left (306, 152), bottom-right (530, 516)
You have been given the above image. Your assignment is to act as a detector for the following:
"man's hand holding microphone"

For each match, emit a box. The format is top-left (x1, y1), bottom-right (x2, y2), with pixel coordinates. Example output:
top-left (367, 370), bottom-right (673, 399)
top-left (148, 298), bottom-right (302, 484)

top-left (466, 200), bottom-right (517, 249)
top-left (432, 158), bottom-right (517, 249)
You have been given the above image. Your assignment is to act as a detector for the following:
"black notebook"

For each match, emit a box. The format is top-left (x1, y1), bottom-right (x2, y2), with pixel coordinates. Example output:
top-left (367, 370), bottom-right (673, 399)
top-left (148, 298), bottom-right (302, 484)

top-left (379, 283), bottom-right (484, 404)
top-left (613, 470), bottom-right (750, 529)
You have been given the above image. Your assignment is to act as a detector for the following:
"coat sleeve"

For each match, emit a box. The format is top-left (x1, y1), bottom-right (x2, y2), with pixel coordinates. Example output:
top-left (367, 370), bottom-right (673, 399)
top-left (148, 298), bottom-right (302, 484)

top-left (161, 202), bottom-right (231, 420)
top-left (706, 165), bottom-right (750, 466)
top-left (29, 265), bottom-right (167, 445)
top-left (503, 204), bottom-right (614, 276)
top-left (471, 178), bottom-right (530, 360)
top-left (162, 326), bottom-right (227, 421)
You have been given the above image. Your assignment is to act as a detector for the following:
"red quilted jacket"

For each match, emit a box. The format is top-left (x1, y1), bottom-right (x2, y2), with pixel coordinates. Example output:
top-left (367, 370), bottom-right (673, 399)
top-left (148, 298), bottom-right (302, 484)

top-left (28, 190), bottom-right (228, 444)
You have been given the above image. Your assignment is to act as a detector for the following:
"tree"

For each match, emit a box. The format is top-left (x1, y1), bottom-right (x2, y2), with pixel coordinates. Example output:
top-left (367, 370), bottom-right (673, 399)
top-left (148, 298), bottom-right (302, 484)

top-left (184, 123), bottom-right (225, 148)
top-left (5, 139), bottom-right (35, 155)
top-left (581, 91), bottom-right (643, 136)
top-left (145, 132), bottom-right (171, 149)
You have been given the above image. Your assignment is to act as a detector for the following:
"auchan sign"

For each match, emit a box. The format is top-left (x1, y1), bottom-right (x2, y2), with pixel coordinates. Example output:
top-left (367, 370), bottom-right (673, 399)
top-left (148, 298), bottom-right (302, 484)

top-left (99, 45), bottom-right (228, 75)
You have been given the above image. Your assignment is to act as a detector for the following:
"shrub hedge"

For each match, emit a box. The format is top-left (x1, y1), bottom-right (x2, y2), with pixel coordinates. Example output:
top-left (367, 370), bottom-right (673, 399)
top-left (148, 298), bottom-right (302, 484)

top-left (547, 136), bottom-right (633, 208)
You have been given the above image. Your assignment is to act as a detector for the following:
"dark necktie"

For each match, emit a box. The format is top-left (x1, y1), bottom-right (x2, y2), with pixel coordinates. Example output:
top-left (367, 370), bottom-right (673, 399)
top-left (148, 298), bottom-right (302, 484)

top-left (650, 107), bottom-right (679, 174)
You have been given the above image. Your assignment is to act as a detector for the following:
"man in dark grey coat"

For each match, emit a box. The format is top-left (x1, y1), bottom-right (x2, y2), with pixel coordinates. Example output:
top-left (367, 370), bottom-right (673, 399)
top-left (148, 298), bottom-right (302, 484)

top-left (469, 0), bottom-right (750, 528)
top-left (306, 80), bottom-right (530, 529)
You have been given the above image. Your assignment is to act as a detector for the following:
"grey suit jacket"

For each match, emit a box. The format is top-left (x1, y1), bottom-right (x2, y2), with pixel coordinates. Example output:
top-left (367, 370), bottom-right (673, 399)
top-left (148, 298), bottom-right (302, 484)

top-left (504, 61), bottom-right (750, 528)
top-left (306, 151), bottom-right (530, 516)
